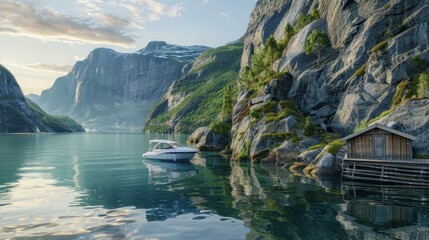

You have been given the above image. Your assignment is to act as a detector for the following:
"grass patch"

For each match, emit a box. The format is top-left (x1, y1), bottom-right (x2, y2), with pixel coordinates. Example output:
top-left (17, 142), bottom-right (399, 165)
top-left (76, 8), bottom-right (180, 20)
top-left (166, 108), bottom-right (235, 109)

top-left (307, 143), bottom-right (326, 151)
top-left (411, 55), bottom-right (429, 72)
top-left (354, 63), bottom-right (367, 77)
top-left (238, 140), bottom-right (250, 160)
top-left (265, 107), bottom-right (302, 123)
top-left (392, 81), bottom-right (409, 107)
top-left (371, 39), bottom-right (389, 53)
top-left (250, 101), bottom-right (279, 122)
top-left (415, 155), bottom-right (429, 160)
top-left (326, 139), bottom-right (345, 155)
top-left (261, 132), bottom-right (298, 141)
top-left (367, 109), bottom-right (393, 125)
top-left (417, 73), bottom-right (429, 98)
top-left (209, 119), bottom-right (230, 134)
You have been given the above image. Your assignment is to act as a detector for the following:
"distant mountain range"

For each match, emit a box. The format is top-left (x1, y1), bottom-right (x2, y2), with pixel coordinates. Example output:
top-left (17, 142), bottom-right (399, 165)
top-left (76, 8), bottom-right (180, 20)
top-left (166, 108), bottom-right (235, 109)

top-left (37, 41), bottom-right (209, 131)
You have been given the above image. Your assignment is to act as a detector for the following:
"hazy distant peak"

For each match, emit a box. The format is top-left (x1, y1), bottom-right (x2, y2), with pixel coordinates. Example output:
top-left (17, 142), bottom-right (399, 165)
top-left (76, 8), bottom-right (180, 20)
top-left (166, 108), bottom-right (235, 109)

top-left (144, 41), bottom-right (169, 52)
top-left (138, 41), bottom-right (210, 62)
top-left (88, 48), bottom-right (121, 58)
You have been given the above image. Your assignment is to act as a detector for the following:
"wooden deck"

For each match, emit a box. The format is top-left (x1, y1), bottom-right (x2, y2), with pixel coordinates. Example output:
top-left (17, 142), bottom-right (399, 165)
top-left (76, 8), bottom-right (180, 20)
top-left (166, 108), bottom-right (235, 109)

top-left (342, 158), bottom-right (429, 186)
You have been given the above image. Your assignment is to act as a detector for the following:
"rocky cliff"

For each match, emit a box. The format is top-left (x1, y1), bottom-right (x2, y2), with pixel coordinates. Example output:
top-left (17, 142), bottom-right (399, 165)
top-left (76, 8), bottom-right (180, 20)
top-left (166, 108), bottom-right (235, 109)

top-left (0, 65), bottom-right (84, 133)
top-left (144, 42), bottom-right (243, 133)
top-left (38, 41), bottom-right (209, 131)
top-left (230, 0), bottom-right (429, 173)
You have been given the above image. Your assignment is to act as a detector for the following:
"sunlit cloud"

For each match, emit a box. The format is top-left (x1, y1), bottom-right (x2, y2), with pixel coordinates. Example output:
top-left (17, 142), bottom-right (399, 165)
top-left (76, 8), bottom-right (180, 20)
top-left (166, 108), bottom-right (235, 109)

top-left (0, 0), bottom-right (136, 47)
top-left (88, 0), bottom-right (184, 23)
top-left (0, 27), bottom-right (17, 33)
top-left (24, 64), bottom-right (73, 73)
top-left (96, 13), bottom-right (132, 29)
top-left (8, 62), bottom-right (72, 73)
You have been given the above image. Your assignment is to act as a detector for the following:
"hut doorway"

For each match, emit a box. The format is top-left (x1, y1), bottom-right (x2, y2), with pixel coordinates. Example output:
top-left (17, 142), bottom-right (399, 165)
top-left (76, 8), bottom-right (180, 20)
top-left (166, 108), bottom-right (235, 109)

top-left (373, 135), bottom-right (385, 159)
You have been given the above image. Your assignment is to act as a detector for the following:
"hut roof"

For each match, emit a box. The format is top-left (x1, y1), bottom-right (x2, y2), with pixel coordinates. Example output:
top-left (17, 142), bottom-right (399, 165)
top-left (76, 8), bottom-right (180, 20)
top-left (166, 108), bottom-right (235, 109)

top-left (342, 123), bottom-right (416, 141)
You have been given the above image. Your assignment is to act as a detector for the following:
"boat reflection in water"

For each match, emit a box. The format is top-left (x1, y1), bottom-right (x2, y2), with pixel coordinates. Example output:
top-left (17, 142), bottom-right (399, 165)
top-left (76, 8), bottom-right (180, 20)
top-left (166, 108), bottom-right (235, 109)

top-left (339, 181), bottom-right (429, 239)
top-left (142, 159), bottom-right (198, 185)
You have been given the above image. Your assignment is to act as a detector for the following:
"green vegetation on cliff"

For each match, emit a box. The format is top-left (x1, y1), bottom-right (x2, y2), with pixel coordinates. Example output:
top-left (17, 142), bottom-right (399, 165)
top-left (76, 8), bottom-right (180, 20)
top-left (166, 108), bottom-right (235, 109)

top-left (305, 30), bottom-right (331, 65)
top-left (144, 43), bottom-right (243, 133)
top-left (353, 70), bottom-right (429, 133)
top-left (241, 8), bottom-right (320, 91)
top-left (27, 98), bottom-right (84, 132)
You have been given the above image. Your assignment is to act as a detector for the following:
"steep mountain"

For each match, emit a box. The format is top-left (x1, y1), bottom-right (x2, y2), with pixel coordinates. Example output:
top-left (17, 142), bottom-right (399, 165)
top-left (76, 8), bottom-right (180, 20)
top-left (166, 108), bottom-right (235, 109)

top-left (38, 41), bottom-right (209, 131)
top-left (144, 42), bottom-right (243, 133)
top-left (227, 0), bottom-right (429, 171)
top-left (0, 65), bottom-right (84, 133)
top-left (27, 93), bottom-right (40, 104)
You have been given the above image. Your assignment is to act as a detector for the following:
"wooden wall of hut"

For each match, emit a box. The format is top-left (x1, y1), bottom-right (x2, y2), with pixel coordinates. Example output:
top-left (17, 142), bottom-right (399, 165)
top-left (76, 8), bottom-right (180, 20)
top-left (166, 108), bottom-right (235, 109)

top-left (347, 129), bottom-right (412, 160)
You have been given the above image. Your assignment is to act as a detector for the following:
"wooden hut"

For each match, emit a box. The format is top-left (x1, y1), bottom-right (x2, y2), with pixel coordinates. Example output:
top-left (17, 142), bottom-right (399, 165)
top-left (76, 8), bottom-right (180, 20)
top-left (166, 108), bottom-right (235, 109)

top-left (342, 123), bottom-right (415, 161)
top-left (342, 123), bottom-right (429, 186)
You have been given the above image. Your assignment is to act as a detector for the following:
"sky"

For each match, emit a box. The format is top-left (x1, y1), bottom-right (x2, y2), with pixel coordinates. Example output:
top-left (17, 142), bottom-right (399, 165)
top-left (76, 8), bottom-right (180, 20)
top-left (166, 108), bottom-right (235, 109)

top-left (0, 0), bottom-right (257, 95)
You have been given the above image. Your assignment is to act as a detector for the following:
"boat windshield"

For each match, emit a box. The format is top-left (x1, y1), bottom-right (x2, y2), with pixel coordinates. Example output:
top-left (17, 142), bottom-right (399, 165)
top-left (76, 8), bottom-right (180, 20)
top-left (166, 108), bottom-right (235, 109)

top-left (149, 141), bottom-right (181, 151)
top-left (154, 142), bottom-right (175, 150)
top-left (170, 142), bottom-right (182, 148)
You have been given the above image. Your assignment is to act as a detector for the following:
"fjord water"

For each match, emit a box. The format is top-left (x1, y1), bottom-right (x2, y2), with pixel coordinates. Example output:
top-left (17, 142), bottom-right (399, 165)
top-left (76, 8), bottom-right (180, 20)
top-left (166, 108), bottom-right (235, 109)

top-left (1, 133), bottom-right (429, 239)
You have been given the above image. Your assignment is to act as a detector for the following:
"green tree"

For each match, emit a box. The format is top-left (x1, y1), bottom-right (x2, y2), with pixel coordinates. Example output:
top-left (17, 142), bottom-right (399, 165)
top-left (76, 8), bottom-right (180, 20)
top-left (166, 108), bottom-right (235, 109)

top-left (417, 73), bottom-right (429, 98)
top-left (308, 8), bottom-right (320, 22)
top-left (305, 30), bottom-right (331, 65)
top-left (294, 13), bottom-right (308, 32)
top-left (263, 36), bottom-right (282, 78)
top-left (250, 48), bottom-right (266, 77)
top-left (221, 84), bottom-right (234, 120)
top-left (280, 23), bottom-right (295, 48)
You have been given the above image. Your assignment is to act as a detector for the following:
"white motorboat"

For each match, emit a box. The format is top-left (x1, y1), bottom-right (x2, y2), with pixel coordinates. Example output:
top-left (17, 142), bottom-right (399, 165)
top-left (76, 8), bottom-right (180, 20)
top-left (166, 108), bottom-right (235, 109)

top-left (142, 140), bottom-right (198, 162)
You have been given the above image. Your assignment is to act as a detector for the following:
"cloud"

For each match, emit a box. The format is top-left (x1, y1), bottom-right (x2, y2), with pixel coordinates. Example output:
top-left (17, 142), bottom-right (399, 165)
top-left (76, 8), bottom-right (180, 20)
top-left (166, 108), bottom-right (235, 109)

top-left (0, 27), bottom-right (17, 33)
top-left (202, 0), bottom-right (211, 4)
top-left (96, 14), bottom-right (132, 29)
top-left (105, 0), bottom-right (184, 23)
top-left (24, 63), bottom-right (73, 73)
top-left (0, 1), bottom-right (136, 47)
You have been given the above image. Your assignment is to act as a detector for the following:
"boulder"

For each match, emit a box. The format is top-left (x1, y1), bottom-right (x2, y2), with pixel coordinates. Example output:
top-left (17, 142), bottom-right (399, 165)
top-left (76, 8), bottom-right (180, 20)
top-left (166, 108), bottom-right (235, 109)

top-left (197, 130), bottom-right (231, 152)
top-left (187, 127), bottom-right (209, 145)
top-left (263, 138), bottom-right (319, 165)
top-left (297, 148), bottom-right (324, 164)
top-left (304, 146), bottom-right (346, 176)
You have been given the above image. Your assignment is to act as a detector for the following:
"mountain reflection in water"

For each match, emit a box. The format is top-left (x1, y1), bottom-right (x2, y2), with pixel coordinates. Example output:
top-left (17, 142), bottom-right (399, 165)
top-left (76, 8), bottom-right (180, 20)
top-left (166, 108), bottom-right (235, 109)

top-left (1, 133), bottom-right (429, 239)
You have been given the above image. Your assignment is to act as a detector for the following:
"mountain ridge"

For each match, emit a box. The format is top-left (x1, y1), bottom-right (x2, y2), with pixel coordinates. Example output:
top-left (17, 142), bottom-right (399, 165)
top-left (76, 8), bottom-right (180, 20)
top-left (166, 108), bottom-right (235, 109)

top-left (0, 65), bottom-right (84, 133)
top-left (38, 41), bottom-right (210, 131)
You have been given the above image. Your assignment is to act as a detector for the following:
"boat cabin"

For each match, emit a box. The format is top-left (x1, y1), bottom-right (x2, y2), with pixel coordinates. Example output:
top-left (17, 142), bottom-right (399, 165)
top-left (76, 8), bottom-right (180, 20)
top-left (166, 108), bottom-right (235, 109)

top-left (342, 123), bottom-right (416, 161)
top-left (149, 140), bottom-right (181, 151)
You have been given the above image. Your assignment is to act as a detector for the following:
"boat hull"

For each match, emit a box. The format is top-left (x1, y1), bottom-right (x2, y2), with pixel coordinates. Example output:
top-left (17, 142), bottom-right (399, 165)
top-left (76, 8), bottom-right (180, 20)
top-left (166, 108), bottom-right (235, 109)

top-left (142, 151), bottom-right (197, 162)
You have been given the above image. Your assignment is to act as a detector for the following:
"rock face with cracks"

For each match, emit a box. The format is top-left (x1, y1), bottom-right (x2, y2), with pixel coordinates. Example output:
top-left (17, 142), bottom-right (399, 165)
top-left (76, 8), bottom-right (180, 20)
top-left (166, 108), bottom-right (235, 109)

top-left (39, 41), bottom-right (209, 131)
top-left (230, 0), bottom-right (429, 173)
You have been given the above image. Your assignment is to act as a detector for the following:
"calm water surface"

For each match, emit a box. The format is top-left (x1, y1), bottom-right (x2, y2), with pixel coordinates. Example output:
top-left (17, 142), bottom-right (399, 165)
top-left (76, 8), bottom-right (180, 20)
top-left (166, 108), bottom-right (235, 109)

top-left (1, 133), bottom-right (429, 239)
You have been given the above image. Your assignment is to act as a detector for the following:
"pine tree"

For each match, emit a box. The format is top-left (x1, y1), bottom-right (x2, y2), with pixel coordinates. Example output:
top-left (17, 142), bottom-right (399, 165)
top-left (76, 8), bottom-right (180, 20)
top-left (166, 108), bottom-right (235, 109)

top-left (305, 30), bottom-right (331, 65)
top-left (221, 84), bottom-right (233, 120)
